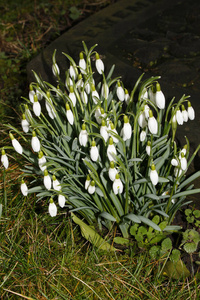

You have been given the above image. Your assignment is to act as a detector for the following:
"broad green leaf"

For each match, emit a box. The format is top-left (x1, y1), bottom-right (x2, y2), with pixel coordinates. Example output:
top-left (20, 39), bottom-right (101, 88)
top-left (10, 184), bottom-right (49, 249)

top-left (114, 237), bottom-right (129, 245)
top-left (138, 216), bottom-right (161, 231)
top-left (71, 213), bottom-right (116, 251)
top-left (162, 260), bottom-right (190, 279)
top-left (124, 213), bottom-right (141, 223)
top-left (172, 188), bottom-right (200, 199)
top-left (99, 211), bottom-right (117, 222)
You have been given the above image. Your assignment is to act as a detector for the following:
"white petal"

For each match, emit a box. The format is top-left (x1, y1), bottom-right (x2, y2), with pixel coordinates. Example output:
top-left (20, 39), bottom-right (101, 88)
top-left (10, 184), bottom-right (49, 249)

top-left (90, 146), bottom-right (99, 162)
top-left (79, 58), bottom-right (86, 73)
top-left (100, 126), bottom-right (109, 142)
top-left (21, 182), bottom-right (28, 196)
top-left (138, 112), bottom-right (147, 128)
top-left (117, 86), bottom-right (125, 101)
top-left (1, 154), bottom-right (9, 169)
top-left (53, 179), bottom-right (61, 191)
top-left (108, 168), bottom-right (118, 181)
top-left (44, 175), bottom-right (52, 190)
top-left (113, 178), bottom-right (123, 194)
top-left (107, 144), bottom-right (117, 161)
top-left (81, 90), bottom-right (88, 104)
top-left (101, 83), bottom-right (109, 98)
top-left (31, 136), bottom-right (40, 152)
top-left (188, 106), bottom-right (195, 120)
top-left (21, 119), bottom-right (29, 133)
top-left (155, 90), bottom-right (165, 109)
top-left (88, 184), bottom-right (95, 194)
top-left (92, 90), bottom-right (100, 104)
top-left (146, 145), bottom-right (151, 156)
top-left (122, 123), bottom-right (132, 141)
top-left (48, 202), bottom-right (57, 217)
top-left (150, 169), bottom-right (158, 185)
top-left (33, 101), bottom-right (41, 117)
top-left (85, 179), bottom-right (91, 190)
top-left (58, 195), bottom-right (66, 208)
top-left (29, 90), bottom-right (35, 103)
top-left (171, 158), bottom-right (178, 166)
top-left (69, 92), bottom-right (76, 107)
top-left (95, 59), bottom-right (104, 74)
top-left (12, 139), bottom-right (23, 154)
top-left (66, 109), bottom-right (74, 125)
top-left (69, 65), bottom-right (77, 80)
top-left (52, 63), bottom-right (60, 76)
top-left (38, 156), bottom-right (47, 171)
top-left (79, 130), bottom-right (88, 147)
top-left (176, 110), bottom-right (183, 125)
top-left (140, 130), bottom-right (146, 142)
top-left (182, 110), bottom-right (188, 122)
top-left (180, 157), bottom-right (187, 171)
top-left (148, 116), bottom-right (158, 134)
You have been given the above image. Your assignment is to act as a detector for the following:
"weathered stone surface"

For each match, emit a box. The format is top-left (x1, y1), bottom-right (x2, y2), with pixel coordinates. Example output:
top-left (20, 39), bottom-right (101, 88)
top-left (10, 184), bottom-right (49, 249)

top-left (27, 0), bottom-right (200, 197)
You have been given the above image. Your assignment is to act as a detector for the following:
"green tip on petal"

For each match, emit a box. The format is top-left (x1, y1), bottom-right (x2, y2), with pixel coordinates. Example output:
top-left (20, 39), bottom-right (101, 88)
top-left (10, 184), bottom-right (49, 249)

top-left (115, 173), bottom-right (120, 180)
top-left (151, 164), bottom-right (156, 170)
top-left (156, 82), bottom-right (161, 92)
top-left (69, 86), bottom-right (74, 93)
top-left (183, 144), bottom-right (187, 149)
top-left (21, 179), bottom-right (25, 184)
top-left (91, 140), bottom-right (96, 147)
top-left (91, 180), bottom-right (95, 186)
top-left (46, 91), bottom-right (51, 98)
top-left (44, 169), bottom-right (48, 176)
top-left (95, 52), bottom-right (100, 60)
top-left (34, 94), bottom-right (38, 102)
top-left (124, 115), bottom-right (129, 123)
top-left (110, 161), bottom-right (115, 168)
top-left (52, 175), bottom-right (56, 181)
top-left (78, 74), bottom-right (82, 80)
top-left (82, 123), bottom-right (86, 130)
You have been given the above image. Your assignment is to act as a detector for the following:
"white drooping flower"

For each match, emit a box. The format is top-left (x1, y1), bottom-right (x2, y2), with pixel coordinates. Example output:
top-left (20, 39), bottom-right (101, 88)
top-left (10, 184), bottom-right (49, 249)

top-left (113, 173), bottom-right (123, 195)
top-left (69, 86), bottom-right (76, 107)
top-left (95, 107), bottom-right (106, 124)
top-left (79, 52), bottom-right (86, 73)
top-left (58, 194), bottom-right (66, 208)
top-left (85, 175), bottom-right (91, 190)
top-left (69, 64), bottom-right (77, 80)
top-left (116, 81), bottom-right (125, 101)
top-left (31, 131), bottom-right (41, 153)
top-left (66, 103), bottom-right (74, 125)
top-left (65, 76), bottom-right (73, 91)
top-left (52, 63), bottom-right (60, 76)
top-left (21, 114), bottom-right (29, 133)
top-left (149, 85), bottom-right (155, 103)
top-left (38, 151), bottom-right (47, 171)
top-left (181, 104), bottom-right (188, 122)
top-left (150, 164), bottom-right (158, 186)
top-left (95, 52), bottom-right (104, 74)
top-left (48, 198), bottom-right (57, 217)
top-left (44, 170), bottom-right (52, 190)
top-left (33, 94), bottom-right (41, 117)
top-left (90, 140), bottom-right (99, 162)
top-left (144, 105), bottom-right (150, 119)
top-left (25, 104), bottom-right (32, 122)
top-left (52, 175), bottom-right (61, 191)
top-left (108, 161), bottom-right (118, 181)
top-left (108, 122), bottom-right (119, 143)
top-left (174, 167), bottom-right (183, 178)
top-left (9, 133), bottom-right (23, 154)
top-left (107, 137), bottom-right (117, 161)
top-left (187, 101), bottom-right (195, 120)
top-left (1, 149), bottom-right (9, 169)
top-left (76, 74), bottom-right (84, 91)
top-left (20, 179), bottom-right (28, 196)
top-left (146, 141), bottom-right (151, 156)
top-left (81, 89), bottom-right (88, 104)
top-left (88, 180), bottom-right (96, 194)
top-left (179, 145), bottom-right (187, 158)
top-left (141, 88), bottom-right (148, 100)
top-left (155, 82), bottom-right (165, 109)
top-left (29, 84), bottom-right (35, 103)
top-left (122, 115), bottom-right (132, 141)
top-left (148, 110), bottom-right (158, 134)
top-left (101, 82), bottom-right (109, 99)
top-left (176, 108), bottom-right (183, 125)
top-left (138, 111), bottom-right (147, 128)
top-left (180, 152), bottom-right (187, 171)
top-left (124, 89), bottom-right (130, 104)
top-left (100, 120), bottom-right (109, 143)
top-left (91, 84), bottom-right (100, 104)
top-left (140, 130), bottom-right (146, 142)
top-left (45, 92), bottom-right (56, 119)
top-left (171, 158), bottom-right (179, 166)
top-left (79, 124), bottom-right (88, 147)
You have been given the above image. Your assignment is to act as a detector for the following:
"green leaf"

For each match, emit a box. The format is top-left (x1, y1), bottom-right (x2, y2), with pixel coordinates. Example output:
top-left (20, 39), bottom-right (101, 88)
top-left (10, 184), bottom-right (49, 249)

top-left (71, 213), bottom-right (116, 251)
top-left (172, 188), bottom-right (200, 199)
top-left (149, 245), bottom-right (160, 259)
top-left (183, 242), bottom-right (198, 254)
top-left (0, 204), bottom-right (2, 218)
top-left (163, 225), bottom-right (182, 231)
top-left (161, 237), bottom-right (172, 251)
top-left (99, 211), bottom-right (117, 222)
top-left (138, 216), bottom-right (161, 231)
top-left (113, 237), bottom-right (129, 245)
top-left (124, 213), bottom-right (141, 223)
top-left (162, 260), bottom-right (190, 279)
top-left (170, 249), bottom-right (181, 263)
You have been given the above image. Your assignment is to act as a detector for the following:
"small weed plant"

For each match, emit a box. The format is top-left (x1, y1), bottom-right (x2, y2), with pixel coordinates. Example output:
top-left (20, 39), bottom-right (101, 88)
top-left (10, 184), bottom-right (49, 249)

top-left (1, 42), bottom-right (200, 247)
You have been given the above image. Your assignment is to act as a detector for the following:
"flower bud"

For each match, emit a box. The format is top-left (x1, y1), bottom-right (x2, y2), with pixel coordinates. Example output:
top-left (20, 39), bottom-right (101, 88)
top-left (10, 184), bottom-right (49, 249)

top-left (1, 149), bottom-right (9, 169)
top-left (58, 194), bottom-right (66, 208)
top-left (21, 179), bottom-right (28, 196)
top-left (31, 131), bottom-right (40, 152)
top-left (52, 175), bottom-right (61, 191)
top-left (88, 180), bottom-right (95, 194)
top-left (48, 198), bottom-right (57, 217)
top-left (21, 114), bottom-right (29, 133)
top-left (113, 173), bottom-right (123, 195)
top-left (187, 101), bottom-right (195, 120)
top-left (148, 110), bottom-right (158, 134)
top-left (108, 161), bottom-right (118, 181)
top-left (9, 133), bottom-right (23, 154)
top-left (107, 137), bottom-right (117, 161)
top-left (66, 103), bottom-right (74, 125)
top-left (90, 140), bottom-right (99, 162)
top-left (150, 164), bottom-right (158, 185)
top-left (44, 170), bottom-right (51, 190)
top-left (95, 52), bottom-right (104, 74)
top-left (79, 124), bottom-right (88, 147)
top-left (116, 81), bottom-right (125, 101)
top-left (33, 94), bottom-right (41, 117)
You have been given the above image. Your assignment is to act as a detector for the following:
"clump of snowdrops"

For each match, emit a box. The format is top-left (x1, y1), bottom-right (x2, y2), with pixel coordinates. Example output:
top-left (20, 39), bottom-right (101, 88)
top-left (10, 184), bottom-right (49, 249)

top-left (1, 42), bottom-right (200, 239)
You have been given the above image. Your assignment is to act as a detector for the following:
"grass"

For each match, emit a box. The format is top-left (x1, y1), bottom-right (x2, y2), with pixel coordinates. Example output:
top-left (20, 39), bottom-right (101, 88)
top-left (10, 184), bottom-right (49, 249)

top-left (0, 0), bottom-right (200, 299)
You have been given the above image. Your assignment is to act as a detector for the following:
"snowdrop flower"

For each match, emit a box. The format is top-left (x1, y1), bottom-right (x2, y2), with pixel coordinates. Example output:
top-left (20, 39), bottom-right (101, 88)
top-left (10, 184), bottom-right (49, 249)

top-left (48, 198), bottom-right (57, 217)
top-left (181, 105), bottom-right (188, 122)
top-left (58, 194), bottom-right (66, 208)
top-left (107, 137), bottom-right (117, 161)
top-left (171, 158), bottom-right (179, 166)
top-left (9, 133), bottom-right (23, 154)
top-left (109, 122), bottom-right (119, 143)
top-left (33, 94), bottom-right (41, 117)
top-left (108, 161), bottom-right (118, 181)
top-left (38, 151), bottom-right (47, 171)
top-left (81, 89), bottom-right (88, 104)
top-left (90, 140), bottom-right (99, 162)
top-left (69, 64), bottom-right (77, 80)
top-left (29, 84), bottom-right (35, 103)
top-left (52, 63), bottom-right (60, 76)
top-left (45, 92), bottom-right (56, 119)
top-left (79, 52), bottom-right (86, 73)
top-left (95, 107), bottom-right (106, 124)
top-left (44, 170), bottom-right (52, 190)
top-left (52, 175), bottom-right (61, 191)
top-left (76, 74), bottom-right (84, 91)
top-left (91, 84), bottom-right (100, 104)
top-left (146, 141), bottom-right (151, 156)
top-left (180, 152), bottom-right (187, 171)
top-left (138, 111), bottom-right (147, 128)
top-left (116, 81), bottom-right (125, 101)
top-left (95, 52), bottom-right (104, 74)
top-left (140, 130), bottom-right (146, 142)
top-left (101, 82), bottom-right (109, 99)
top-left (174, 167), bottom-right (183, 178)
top-left (122, 115), bottom-right (132, 141)
top-left (176, 108), bottom-right (183, 125)
top-left (155, 82), bottom-right (165, 109)
top-left (69, 86), bottom-right (76, 107)
top-left (21, 114), bottom-right (29, 133)
top-left (36, 88), bottom-right (43, 101)
top-left (113, 173), bottom-right (123, 195)
top-left (141, 88), bottom-right (148, 100)
top-left (66, 103), bottom-right (74, 125)
top-left (85, 175), bottom-right (91, 190)
top-left (1, 149), bottom-right (9, 169)
top-left (150, 164), bottom-right (158, 186)
top-left (31, 131), bottom-right (40, 153)
top-left (25, 104), bottom-right (32, 122)
top-left (124, 89), bottom-right (130, 104)
top-left (65, 75), bottom-right (73, 91)
top-left (149, 85), bottom-right (156, 103)
top-left (88, 180), bottom-right (95, 194)
top-left (144, 105), bottom-right (150, 119)
top-left (20, 179), bottom-right (28, 196)
top-left (100, 120), bottom-right (109, 143)
top-left (79, 123), bottom-right (88, 147)
top-left (148, 110), bottom-right (158, 134)
top-left (179, 145), bottom-right (187, 157)
top-left (187, 101), bottom-right (195, 120)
